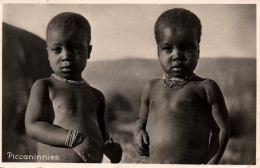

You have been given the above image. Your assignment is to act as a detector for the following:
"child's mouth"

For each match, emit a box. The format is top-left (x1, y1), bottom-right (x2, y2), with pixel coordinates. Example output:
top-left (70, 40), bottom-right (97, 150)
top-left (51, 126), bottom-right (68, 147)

top-left (172, 63), bottom-right (184, 71)
top-left (172, 67), bottom-right (183, 71)
top-left (61, 66), bottom-right (73, 72)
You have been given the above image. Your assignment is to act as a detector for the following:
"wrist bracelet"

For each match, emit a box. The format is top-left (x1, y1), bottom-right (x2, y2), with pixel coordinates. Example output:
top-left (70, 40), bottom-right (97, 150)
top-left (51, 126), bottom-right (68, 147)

top-left (65, 130), bottom-right (79, 148)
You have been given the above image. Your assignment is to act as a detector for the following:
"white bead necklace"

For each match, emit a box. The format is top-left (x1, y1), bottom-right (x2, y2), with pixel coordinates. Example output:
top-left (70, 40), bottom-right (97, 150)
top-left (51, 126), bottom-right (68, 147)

top-left (163, 73), bottom-right (196, 90)
top-left (51, 73), bottom-right (89, 85)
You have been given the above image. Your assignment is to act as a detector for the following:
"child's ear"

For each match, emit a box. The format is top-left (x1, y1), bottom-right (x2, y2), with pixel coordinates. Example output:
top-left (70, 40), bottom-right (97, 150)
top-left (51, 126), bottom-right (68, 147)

top-left (87, 45), bottom-right (92, 59)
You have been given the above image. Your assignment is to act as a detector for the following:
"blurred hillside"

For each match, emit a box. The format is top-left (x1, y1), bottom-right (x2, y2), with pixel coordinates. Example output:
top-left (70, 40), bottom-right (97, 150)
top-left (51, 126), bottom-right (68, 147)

top-left (2, 23), bottom-right (256, 164)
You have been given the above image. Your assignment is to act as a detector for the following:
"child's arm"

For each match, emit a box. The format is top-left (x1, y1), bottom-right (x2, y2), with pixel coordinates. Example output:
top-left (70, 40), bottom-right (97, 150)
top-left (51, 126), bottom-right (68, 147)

top-left (133, 81), bottom-right (151, 157)
top-left (25, 80), bottom-right (70, 147)
top-left (96, 90), bottom-right (110, 142)
top-left (96, 90), bottom-right (122, 163)
top-left (203, 79), bottom-right (230, 164)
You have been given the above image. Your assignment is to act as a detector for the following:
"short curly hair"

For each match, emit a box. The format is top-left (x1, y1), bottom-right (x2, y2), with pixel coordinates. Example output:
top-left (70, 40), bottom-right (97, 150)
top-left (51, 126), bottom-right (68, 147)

top-left (154, 8), bottom-right (202, 44)
top-left (47, 12), bottom-right (91, 45)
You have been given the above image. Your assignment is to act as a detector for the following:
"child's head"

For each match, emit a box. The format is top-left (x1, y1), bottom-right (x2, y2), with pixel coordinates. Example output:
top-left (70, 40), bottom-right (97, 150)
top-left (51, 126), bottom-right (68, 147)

top-left (46, 12), bottom-right (92, 80)
top-left (154, 8), bottom-right (202, 78)
top-left (47, 12), bottom-right (91, 45)
top-left (154, 8), bottom-right (201, 44)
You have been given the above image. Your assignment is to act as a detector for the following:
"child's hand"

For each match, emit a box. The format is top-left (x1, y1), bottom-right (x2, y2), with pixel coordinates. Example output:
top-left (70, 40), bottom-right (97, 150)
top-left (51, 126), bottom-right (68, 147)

top-left (72, 134), bottom-right (103, 163)
top-left (133, 129), bottom-right (150, 157)
top-left (103, 138), bottom-right (123, 163)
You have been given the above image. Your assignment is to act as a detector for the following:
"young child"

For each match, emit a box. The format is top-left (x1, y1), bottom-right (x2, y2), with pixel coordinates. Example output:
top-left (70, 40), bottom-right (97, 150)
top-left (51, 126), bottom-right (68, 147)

top-left (133, 8), bottom-right (230, 164)
top-left (25, 12), bottom-right (122, 163)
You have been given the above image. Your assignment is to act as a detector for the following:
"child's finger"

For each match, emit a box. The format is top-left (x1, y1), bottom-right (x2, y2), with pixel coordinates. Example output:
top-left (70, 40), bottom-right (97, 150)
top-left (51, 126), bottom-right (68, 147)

top-left (135, 146), bottom-right (146, 156)
top-left (135, 135), bottom-right (145, 150)
top-left (136, 142), bottom-right (144, 152)
top-left (143, 133), bottom-right (150, 145)
top-left (133, 140), bottom-right (146, 155)
top-left (133, 140), bottom-right (141, 151)
top-left (137, 141), bottom-right (149, 157)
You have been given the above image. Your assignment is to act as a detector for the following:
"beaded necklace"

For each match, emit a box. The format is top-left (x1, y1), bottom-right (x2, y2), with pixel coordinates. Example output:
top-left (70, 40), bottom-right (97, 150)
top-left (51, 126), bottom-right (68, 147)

top-left (51, 73), bottom-right (89, 85)
top-left (163, 73), bottom-right (196, 90)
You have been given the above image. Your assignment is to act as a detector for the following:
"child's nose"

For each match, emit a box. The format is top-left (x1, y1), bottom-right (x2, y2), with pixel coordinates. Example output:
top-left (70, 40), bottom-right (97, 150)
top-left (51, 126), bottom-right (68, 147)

top-left (172, 48), bottom-right (184, 61)
top-left (61, 49), bottom-right (73, 61)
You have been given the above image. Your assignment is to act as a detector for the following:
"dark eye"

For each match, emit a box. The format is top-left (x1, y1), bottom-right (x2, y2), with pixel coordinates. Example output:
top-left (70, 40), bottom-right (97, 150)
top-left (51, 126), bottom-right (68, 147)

top-left (185, 48), bottom-right (193, 53)
top-left (185, 46), bottom-right (196, 54)
top-left (163, 47), bottom-right (173, 54)
top-left (51, 47), bottom-right (62, 54)
top-left (73, 47), bottom-right (82, 53)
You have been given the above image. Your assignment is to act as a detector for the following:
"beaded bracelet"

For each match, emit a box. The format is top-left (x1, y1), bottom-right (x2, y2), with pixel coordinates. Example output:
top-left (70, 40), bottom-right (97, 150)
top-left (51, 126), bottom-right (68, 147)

top-left (65, 130), bottom-right (79, 148)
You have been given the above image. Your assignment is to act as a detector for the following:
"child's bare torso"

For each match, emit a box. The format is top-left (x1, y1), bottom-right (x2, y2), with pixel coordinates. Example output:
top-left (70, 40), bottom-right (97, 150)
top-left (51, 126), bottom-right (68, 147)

top-left (37, 77), bottom-right (103, 162)
top-left (146, 77), bottom-right (212, 164)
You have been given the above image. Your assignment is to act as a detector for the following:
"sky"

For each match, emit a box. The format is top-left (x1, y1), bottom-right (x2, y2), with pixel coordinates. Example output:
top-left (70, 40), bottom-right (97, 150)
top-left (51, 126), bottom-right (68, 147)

top-left (3, 3), bottom-right (256, 61)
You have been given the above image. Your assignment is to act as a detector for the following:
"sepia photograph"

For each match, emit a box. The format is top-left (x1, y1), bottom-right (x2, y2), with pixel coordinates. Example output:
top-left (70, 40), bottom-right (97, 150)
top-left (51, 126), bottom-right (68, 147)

top-left (1, 1), bottom-right (257, 166)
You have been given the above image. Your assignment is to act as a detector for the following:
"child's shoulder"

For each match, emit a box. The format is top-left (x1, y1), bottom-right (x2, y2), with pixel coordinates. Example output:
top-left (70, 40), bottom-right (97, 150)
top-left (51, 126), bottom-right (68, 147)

top-left (144, 78), bottom-right (162, 88)
top-left (89, 85), bottom-right (104, 96)
top-left (141, 78), bottom-right (163, 95)
top-left (31, 77), bottom-right (52, 89)
top-left (89, 86), bottom-right (105, 104)
top-left (28, 78), bottom-right (53, 96)
top-left (198, 77), bottom-right (220, 91)
top-left (192, 75), bottom-right (219, 87)
top-left (196, 76), bottom-right (223, 103)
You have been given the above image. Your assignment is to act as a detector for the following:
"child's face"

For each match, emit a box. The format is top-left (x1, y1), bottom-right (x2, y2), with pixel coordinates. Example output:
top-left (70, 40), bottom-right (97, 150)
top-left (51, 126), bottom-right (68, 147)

top-left (46, 28), bottom-right (91, 80)
top-left (157, 26), bottom-right (199, 78)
